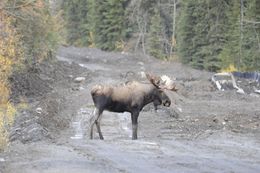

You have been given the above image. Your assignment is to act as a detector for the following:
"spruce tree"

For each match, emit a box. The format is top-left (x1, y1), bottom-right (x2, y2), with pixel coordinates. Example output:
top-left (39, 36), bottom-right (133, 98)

top-left (219, 0), bottom-right (240, 70)
top-left (94, 0), bottom-right (126, 51)
top-left (78, 0), bottom-right (89, 46)
top-left (86, 0), bottom-right (96, 47)
top-left (240, 0), bottom-right (260, 70)
top-left (177, 0), bottom-right (208, 69)
top-left (62, 0), bottom-right (81, 45)
top-left (203, 0), bottom-right (230, 71)
top-left (220, 0), bottom-right (260, 71)
top-left (147, 8), bottom-right (165, 59)
top-left (177, 0), bottom-right (197, 64)
top-left (177, 0), bottom-right (231, 71)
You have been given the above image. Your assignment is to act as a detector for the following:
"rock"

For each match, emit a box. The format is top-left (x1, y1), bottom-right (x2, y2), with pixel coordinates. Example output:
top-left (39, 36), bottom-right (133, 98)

top-left (254, 89), bottom-right (260, 94)
top-left (121, 51), bottom-right (129, 55)
top-left (176, 107), bottom-right (183, 113)
top-left (139, 71), bottom-right (146, 79)
top-left (140, 66), bottom-right (146, 71)
top-left (177, 119), bottom-right (185, 122)
top-left (72, 87), bottom-right (79, 91)
top-left (213, 117), bottom-right (219, 123)
top-left (74, 77), bottom-right (86, 83)
top-left (79, 86), bottom-right (85, 90)
top-left (169, 108), bottom-right (179, 118)
top-left (137, 61), bottom-right (144, 66)
top-left (36, 107), bottom-right (43, 114)
top-left (250, 93), bottom-right (259, 97)
top-left (236, 88), bottom-right (245, 94)
top-left (231, 129), bottom-right (240, 133)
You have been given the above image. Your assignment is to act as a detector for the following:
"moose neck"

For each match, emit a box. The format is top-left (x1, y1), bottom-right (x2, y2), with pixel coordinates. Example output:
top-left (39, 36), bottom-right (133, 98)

top-left (142, 85), bottom-right (160, 107)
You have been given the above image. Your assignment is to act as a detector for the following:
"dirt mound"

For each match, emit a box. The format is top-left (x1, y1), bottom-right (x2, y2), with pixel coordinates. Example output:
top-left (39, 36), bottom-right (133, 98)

top-left (9, 58), bottom-right (91, 143)
top-left (9, 59), bottom-right (86, 103)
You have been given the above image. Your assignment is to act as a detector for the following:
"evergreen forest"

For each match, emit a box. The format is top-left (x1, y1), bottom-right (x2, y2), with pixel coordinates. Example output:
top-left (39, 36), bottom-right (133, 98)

top-left (61, 0), bottom-right (260, 72)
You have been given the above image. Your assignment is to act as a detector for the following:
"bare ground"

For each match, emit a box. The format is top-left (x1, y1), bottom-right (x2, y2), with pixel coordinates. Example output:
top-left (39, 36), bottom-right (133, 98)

top-left (0, 47), bottom-right (260, 173)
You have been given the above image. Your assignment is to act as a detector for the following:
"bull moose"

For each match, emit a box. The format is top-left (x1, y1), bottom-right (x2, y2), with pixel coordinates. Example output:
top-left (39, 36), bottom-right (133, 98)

top-left (90, 73), bottom-right (177, 140)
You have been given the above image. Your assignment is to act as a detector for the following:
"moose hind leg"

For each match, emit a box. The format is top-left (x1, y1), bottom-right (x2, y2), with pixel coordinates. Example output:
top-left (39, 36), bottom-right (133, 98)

top-left (89, 108), bottom-right (97, 139)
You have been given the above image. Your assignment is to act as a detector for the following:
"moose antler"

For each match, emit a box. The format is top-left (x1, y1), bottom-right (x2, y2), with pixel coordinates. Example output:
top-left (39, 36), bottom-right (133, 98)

top-left (160, 75), bottom-right (178, 91)
top-left (146, 73), bottom-right (178, 92)
top-left (146, 73), bottom-right (160, 86)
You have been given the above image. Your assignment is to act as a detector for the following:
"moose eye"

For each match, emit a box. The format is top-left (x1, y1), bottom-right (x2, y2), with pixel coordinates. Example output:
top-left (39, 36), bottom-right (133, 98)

top-left (160, 91), bottom-right (166, 96)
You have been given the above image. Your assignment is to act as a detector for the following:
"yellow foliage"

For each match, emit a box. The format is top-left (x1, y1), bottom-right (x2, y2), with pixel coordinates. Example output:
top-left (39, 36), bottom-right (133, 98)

top-left (0, 82), bottom-right (10, 105)
top-left (0, 131), bottom-right (8, 151)
top-left (88, 32), bottom-right (96, 48)
top-left (171, 36), bottom-right (177, 48)
top-left (0, 10), bottom-right (22, 150)
top-left (0, 0), bottom-right (55, 150)
top-left (115, 39), bottom-right (126, 51)
top-left (221, 64), bottom-right (238, 72)
top-left (0, 0), bottom-right (56, 150)
top-left (17, 100), bottom-right (29, 111)
top-left (0, 102), bottom-right (16, 151)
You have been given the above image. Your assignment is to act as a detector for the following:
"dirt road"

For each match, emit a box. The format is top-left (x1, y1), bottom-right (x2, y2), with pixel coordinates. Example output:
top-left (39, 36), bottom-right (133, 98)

top-left (1, 47), bottom-right (260, 173)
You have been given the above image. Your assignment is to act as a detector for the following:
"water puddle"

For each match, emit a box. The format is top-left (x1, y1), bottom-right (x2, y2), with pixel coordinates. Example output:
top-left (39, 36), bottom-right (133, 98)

top-left (118, 112), bottom-right (131, 137)
top-left (70, 108), bottom-right (132, 140)
top-left (70, 107), bottom-right (93, 140)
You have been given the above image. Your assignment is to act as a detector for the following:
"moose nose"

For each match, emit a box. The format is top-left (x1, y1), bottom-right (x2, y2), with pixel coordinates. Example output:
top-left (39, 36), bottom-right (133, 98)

top-left (163, 100), bottom-right (171, 107)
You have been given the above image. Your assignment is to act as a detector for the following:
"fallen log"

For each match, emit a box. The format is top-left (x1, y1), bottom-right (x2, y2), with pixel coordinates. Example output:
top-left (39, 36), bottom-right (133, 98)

top-left (211, 72), bottom-right (245, 94)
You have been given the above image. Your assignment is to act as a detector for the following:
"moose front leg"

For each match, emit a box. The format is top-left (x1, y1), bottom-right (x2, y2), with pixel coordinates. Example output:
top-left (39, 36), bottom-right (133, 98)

top-left (131, 111), bottom-right (139, 140)
top-left (96, 115), bottom-right (104, 140)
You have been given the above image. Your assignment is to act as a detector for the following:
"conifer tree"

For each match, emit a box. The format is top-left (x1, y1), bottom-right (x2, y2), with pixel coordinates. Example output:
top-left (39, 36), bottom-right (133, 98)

top-left (177, 0), bottom-right (231, 71)
top-left (62, 0), bottom-right (81, 45)
top-left (240, 0), bottom-right (260, 70)
top-left (177, 0), bottom-right (207, 69)
top-left (219, 0), bottom-right (241, 70)
top-left (78, 0), bottom-right (89, 46)
top-left (86, 0), bottom-right (96, 47)
top-left (203, 0), bottom-right (230, 71)
top-left (220, 0), bottom-right (260, 71)
top-left (94, 0), bottom-right (126, 51)
top-left (147, 8), bottom-right (165, 59)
